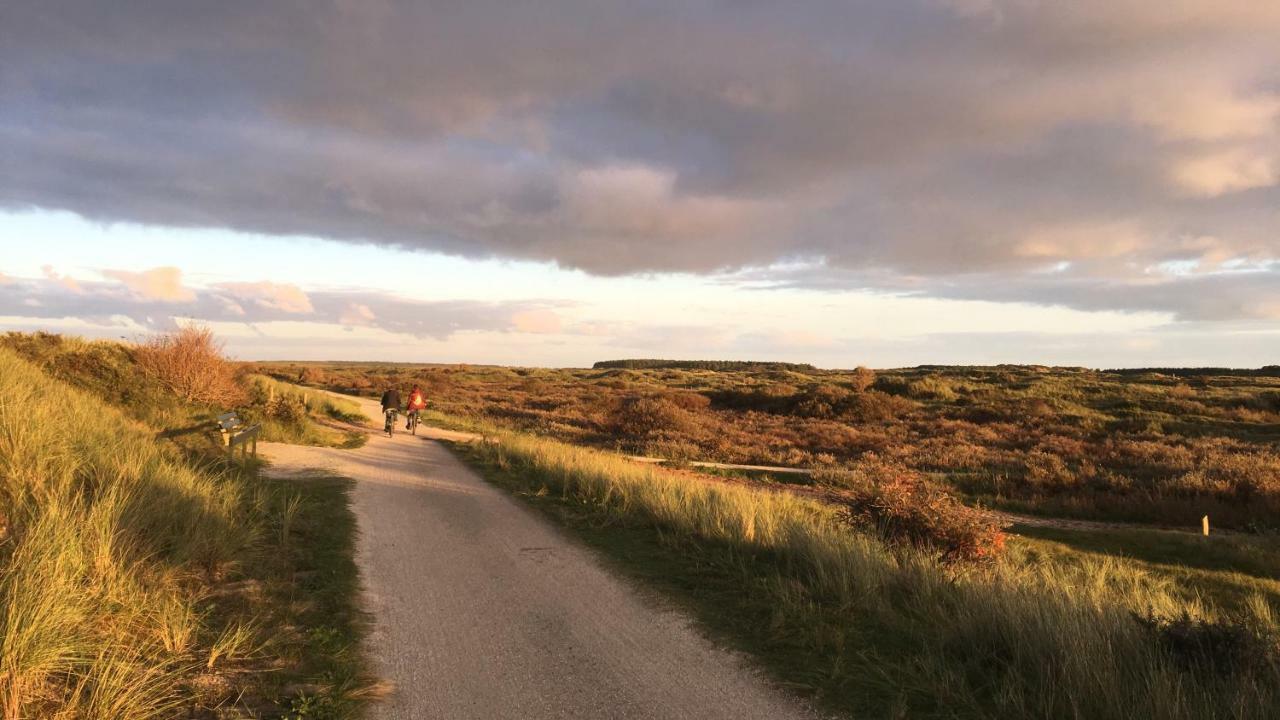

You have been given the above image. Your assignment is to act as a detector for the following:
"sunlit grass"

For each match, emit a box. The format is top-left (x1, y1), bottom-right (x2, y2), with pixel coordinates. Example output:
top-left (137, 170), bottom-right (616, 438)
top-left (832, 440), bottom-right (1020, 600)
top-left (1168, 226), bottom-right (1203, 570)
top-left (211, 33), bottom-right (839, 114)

top-left (469, 430), bottom-right (1280, 719)
top-left (0, 347), bottom-right (246, 718)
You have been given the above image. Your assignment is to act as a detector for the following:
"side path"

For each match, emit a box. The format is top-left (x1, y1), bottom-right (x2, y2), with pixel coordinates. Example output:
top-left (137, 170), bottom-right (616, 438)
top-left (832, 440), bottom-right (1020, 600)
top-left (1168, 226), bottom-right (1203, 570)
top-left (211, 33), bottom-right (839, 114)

top-left (261, 394), bottom-right (822, 720)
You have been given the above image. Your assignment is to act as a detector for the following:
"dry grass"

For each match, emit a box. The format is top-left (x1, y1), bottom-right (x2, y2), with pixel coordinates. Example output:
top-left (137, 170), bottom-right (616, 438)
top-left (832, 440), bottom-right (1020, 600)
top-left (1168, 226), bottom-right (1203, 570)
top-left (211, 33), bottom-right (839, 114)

top-left (469, 430), bottom-right (1280, 718)
top-left (0, 340), bottom-right (374, 717)
top-left (0, 347), bottom-right (246, 718)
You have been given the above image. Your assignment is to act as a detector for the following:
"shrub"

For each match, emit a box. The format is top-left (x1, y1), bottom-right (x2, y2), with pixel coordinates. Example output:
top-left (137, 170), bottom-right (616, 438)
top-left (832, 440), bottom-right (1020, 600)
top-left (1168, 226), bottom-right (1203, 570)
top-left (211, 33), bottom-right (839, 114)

top-left (907, 375), bottom-right (957, 401)
top-left (134, 326), bottom-right (246, 406)
top-left (605, 395), bottom-right (697, 439)
top-left (794, 384), bottom-right (852, 419)
top-left (847, 390), bottom-right (914, 422)
top-left (1139, 613), bottom-right (1279, 677)
top-left (849, 366), bottom-right (876, 392)
top-left (820, 457), bottom-right (1009, 563)
top-left (299, 366), bottom-right (328, 385)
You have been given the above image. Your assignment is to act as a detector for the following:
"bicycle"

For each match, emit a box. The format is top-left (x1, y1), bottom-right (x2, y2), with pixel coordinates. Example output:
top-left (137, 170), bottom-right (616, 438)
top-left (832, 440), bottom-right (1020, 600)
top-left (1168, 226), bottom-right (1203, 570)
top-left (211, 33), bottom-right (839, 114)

top-left (406, 410), bottom-right (420, 435)
top-left (383, 408), bottom-right (398, 437)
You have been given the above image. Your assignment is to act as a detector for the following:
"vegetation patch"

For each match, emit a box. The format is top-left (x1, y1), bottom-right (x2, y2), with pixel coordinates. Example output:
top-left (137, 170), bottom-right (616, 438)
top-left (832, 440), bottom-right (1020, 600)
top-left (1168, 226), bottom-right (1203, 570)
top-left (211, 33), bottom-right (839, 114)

top-left (457, 430), bottom-right (1280, 719)
top-left (264, 359), bottom-right (1280, 528)
top-left (0, 338), bottom-right (374, 718)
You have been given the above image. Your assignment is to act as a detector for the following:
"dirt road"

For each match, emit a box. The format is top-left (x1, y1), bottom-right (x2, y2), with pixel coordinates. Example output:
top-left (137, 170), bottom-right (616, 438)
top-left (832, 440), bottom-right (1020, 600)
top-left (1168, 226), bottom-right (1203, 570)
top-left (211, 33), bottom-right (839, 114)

top-left (260, 395), bottom-right (820, 720)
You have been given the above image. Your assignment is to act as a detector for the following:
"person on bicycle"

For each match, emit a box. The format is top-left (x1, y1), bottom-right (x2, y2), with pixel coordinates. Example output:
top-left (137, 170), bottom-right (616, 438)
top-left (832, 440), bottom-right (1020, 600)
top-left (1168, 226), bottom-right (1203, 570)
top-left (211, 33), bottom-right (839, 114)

top-left (405, 384), bottom-right (427, 429)
top-left (380, 387), bottom-right (401, 432)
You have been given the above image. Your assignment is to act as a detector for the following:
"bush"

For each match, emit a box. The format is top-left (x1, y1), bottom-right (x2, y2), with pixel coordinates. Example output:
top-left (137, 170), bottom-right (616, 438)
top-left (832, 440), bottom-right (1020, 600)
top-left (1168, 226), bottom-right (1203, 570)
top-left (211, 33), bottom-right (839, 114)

top-left (847, 391), bottom-right (915, 422)
top-left (134, 326), bottom-right (246, 406)
top-left (820, 457), bottom-right (1009, 563)
top-left (299, 366), bottom-right (328, 385)
top-left (848, 366), bottom-right (876, 392)
top-left (794, 384), bottom-right (852, 419)
top-left (1139, 613), bottom-right (1279, 677)
top-left (605, 395), bottom-right (697, 439)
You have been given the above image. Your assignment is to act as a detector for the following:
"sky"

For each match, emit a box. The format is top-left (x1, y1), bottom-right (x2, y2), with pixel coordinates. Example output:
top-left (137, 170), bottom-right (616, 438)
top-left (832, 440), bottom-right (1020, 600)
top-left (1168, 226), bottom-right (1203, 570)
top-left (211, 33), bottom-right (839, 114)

top-left (2, 1), bottom-right (1279, 368)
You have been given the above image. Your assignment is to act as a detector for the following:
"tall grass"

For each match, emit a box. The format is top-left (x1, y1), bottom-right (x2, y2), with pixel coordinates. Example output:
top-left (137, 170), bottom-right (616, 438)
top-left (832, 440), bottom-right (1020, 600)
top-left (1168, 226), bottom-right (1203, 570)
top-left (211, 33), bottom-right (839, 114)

top-left (243, 375), bottom-right (368, 448)
top-left (246, 374), bottom-right (366, 424)
top-left (473, 431), bottom-right (1279, 718)
top-left (0, 348), bottom-right (247, 718)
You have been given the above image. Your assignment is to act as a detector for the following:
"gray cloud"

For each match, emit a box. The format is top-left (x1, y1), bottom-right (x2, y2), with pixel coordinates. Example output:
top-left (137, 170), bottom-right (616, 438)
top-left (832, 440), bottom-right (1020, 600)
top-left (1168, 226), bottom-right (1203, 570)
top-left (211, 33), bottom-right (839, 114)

top-left (2, 1), bottom-right (1279, 316)
top-left (0, 272), bottom-right (570, 339)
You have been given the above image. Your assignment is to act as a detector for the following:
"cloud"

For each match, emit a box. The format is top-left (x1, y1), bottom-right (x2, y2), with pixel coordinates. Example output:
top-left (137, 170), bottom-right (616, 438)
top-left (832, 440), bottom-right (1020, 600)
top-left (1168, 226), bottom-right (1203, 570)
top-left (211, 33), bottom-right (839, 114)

top-left (102, 266), bottom-right (196, 302)
top-left (1170, 150), bottom-right (1276, 198)
top-left (0, 269), bottom-right (580, 340)
top-left (40, 265), bottom-right (81, 293)
top-left (338, 302), bottom-right (376, 327)
top-left (214, 282), bottom-right (313, 314)
top-left (510, 309), bottom-right (562, 334)
top-left (1, 0), bottom-right (1279, 314)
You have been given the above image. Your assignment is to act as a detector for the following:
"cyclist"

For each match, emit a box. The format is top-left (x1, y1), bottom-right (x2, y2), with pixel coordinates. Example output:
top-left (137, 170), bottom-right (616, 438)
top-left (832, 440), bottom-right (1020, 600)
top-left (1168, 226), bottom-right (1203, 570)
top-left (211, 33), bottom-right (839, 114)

top-left (380, 387), bottom-right (401, 435)
top-left (405, 384), bottom-right (427, 430)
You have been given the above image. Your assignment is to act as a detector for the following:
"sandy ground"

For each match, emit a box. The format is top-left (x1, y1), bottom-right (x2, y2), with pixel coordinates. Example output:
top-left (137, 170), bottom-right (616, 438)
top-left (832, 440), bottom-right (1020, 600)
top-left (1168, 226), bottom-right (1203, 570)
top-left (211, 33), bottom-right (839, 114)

top-left (260, 394), bottom-right (821, 720)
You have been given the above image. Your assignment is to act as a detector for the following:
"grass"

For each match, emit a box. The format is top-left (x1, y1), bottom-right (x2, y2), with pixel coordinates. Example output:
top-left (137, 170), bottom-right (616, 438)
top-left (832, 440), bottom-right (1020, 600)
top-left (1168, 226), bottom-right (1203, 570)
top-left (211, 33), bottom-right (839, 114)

top-left (458, 429), bottom-right (1280, 719)
top-left (245, 374), bottom-right (368, 449)
top-left (0, 342), bottom-right (374, 717)
top-left (1010, 526), bottom-right (1280, 617)
top-left (0, 332), bottom-right (366, 452)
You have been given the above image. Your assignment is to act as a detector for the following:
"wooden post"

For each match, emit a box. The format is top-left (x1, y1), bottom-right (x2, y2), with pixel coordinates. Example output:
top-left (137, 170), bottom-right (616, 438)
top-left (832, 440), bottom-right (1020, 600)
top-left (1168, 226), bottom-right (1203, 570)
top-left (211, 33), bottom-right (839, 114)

top-left (1202, 515), bottom-right (1210, 536)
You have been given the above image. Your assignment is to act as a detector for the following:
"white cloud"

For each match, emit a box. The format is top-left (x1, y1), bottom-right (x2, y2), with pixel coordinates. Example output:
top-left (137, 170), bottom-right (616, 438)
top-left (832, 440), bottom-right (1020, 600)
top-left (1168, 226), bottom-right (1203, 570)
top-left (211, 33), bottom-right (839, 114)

top-left (510, 308), bottom-right (562, 334)
top-left (102, 266), bottom-right (196, 302)
top-left (215, 281), bottom-right (314, 313)
top-left (338, 302), bottom-right (376, 326)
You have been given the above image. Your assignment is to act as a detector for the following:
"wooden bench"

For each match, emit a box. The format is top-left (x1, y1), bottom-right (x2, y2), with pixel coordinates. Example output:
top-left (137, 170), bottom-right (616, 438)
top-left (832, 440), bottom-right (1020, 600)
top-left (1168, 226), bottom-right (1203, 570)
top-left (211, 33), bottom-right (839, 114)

top-left (217, 412), bottom-right (261, 460)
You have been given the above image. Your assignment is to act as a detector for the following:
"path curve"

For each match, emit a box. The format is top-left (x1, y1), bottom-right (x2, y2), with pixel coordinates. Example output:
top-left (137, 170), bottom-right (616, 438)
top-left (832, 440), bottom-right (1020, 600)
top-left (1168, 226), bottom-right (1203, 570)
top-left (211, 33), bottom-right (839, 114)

top-left (261, 394), bottom-right (821, 720)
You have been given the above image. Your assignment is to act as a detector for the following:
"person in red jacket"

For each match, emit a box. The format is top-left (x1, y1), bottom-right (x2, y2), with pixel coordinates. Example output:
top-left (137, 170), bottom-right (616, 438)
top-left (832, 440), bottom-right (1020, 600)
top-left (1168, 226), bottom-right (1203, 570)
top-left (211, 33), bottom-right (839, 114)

top-left (405, 384), bottom-right (427, 429)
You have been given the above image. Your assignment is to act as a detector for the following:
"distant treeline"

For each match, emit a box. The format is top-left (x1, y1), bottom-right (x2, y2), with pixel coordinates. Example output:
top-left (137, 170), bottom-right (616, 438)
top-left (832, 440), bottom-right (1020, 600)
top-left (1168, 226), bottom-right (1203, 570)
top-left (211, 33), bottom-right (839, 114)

top-left (1106, 366), bottom-right (1280, 378)
top-left (593, 359), bottom-right (818, 372)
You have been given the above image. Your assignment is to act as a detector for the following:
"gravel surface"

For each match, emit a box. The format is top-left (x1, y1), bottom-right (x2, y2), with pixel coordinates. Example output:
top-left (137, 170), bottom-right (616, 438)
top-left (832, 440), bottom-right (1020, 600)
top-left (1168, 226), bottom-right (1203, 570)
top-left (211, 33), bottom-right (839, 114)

top-left (261, 394), bottom-right (822, 720)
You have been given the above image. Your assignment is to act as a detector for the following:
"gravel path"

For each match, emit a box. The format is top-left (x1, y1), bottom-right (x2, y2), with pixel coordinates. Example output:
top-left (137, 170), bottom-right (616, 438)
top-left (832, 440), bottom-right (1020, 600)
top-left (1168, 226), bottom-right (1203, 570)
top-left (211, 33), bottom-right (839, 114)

top-left (260, 394), bottom-right (821, 720)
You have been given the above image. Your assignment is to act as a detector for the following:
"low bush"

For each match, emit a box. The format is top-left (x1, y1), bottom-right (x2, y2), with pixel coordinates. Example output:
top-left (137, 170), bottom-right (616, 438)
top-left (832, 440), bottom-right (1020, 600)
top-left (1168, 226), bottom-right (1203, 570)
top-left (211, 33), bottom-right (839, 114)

top-left (819, 457), bottom-right (1009, 564)
top-left (604, 393), bottom-right (705, 440)
top-left (135, 325), bottom-right (246, 406)
top-left (1139, 613), bottom-right (1279, 677)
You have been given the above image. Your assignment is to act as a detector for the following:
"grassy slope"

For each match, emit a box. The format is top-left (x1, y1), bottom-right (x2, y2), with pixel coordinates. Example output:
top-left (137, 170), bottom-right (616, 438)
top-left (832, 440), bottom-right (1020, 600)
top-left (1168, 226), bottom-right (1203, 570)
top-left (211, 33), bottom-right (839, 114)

top-left (244, 374), bottom-right (368, 449)
top-left (0, 342), bottom-right (372, 718)
top-left (456, 430), bottom-right (1280, 719)
top-left (0, 332), bottom-right (365, 452)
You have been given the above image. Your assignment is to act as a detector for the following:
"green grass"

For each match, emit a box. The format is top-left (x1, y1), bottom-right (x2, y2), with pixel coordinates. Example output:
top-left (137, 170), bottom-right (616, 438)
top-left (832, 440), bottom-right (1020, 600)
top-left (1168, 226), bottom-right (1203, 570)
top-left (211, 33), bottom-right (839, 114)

top-left (246, 473), bottom-right (377, 719)
top-left (457, 430), bottom-right (1280, 719)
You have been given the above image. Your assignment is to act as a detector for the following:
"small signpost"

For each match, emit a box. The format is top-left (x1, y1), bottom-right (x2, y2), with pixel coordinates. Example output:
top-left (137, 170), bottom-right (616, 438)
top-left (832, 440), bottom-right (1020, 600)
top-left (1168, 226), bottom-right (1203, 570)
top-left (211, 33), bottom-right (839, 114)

top-left (1202, 515), bottom-right (1210, 537)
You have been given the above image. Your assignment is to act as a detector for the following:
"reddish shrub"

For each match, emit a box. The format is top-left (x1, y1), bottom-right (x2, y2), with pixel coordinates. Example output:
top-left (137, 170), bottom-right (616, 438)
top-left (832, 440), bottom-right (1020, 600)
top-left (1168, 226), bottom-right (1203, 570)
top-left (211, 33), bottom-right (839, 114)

top-left (821, 457), bottom-right (1009, 564)
top-left (849, 366), bottom-right (876, 392)
top-left (134, 326), bottom-right (246, 406)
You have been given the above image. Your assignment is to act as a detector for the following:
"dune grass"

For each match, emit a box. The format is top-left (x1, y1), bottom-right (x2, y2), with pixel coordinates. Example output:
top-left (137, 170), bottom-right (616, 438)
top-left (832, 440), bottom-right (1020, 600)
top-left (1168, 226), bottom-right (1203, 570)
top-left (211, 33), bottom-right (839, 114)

top-left (465, 431), bottom-right (1279, 719)
top-left (0, 347), bottom-right (248, 717)
top-left (244, 374), bottom-right (368, 449)
top-left (0, 347), bottom-right (373, 718)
